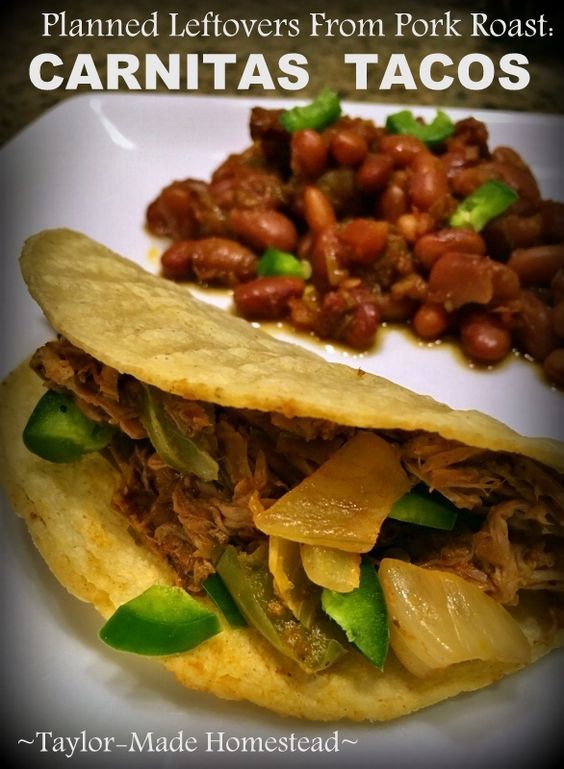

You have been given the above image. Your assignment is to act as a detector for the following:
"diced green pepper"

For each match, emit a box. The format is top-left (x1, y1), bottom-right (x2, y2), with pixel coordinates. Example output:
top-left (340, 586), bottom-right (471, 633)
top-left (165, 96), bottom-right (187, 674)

top-left (389, 486), bottom-right (458, 530)
top-left (99, 585), bottom-right (221, 656)
top-left (203, 572), bottom-right (247, 628)
top-left (385, 109), bottom-right (454, 146)
top-left (321, 560), bottom-right (389, 670)
top-left (449, 180), bottom-right (518, 231)
top-left (23, 389), bottom-right (115, 463)
top-left (141, 386), bottom-right (219, 482)
top-left (279, 89), bottom-right (342, 133)
top-left (257, 248), bottom-right (311, 280)
top-left (217, 545), bottom-right (347, 673)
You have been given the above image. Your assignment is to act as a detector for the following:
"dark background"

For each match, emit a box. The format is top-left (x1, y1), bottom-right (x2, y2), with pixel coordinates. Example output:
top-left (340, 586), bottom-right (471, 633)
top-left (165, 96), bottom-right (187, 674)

top-left (1, 0), bottom-right (563, 146)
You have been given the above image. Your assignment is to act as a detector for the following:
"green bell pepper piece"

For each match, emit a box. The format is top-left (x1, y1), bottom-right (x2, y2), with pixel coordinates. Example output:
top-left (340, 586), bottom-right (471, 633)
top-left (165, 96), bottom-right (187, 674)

top-left (203, 572), bottom-right (247, 628)
top-left (99, 585), bottom-right (221, 656)
top-left (389, 486), bottom-right (458, 530)
top-left (279, 89), bottom-right (342, 133)
top-left (23, 389), bottom-right (115, 463)
top-left (257, 248), bottom-right (311, 280)
top-left (385, 109), bottom-right (454, 146)
top-left (141, 386), bottom-right (219, 482)
top-left (322, 560), bottom-right (389, 670)
top-left (449, 180), bottom-right (518, 231)
top-left (217, 545), bottom-right (347, 673)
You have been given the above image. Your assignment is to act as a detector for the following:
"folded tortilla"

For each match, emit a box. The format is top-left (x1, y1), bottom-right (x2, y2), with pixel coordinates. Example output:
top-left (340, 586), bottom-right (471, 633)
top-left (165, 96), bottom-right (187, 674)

top-left (0, 228), bottom-right (562, 721)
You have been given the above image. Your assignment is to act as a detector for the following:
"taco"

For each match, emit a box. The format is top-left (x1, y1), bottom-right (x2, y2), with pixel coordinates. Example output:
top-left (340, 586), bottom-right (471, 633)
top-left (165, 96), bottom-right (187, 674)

top-left (0, 228), bottom-right (562, 721)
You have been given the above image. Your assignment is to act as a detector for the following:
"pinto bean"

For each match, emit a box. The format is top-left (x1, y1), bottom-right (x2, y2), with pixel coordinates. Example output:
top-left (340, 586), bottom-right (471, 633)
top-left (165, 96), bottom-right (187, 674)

top-left (491, 262), bottom-right (521, 303)
top-left (378, 181), bottom-right (408, 223)
top-left (356, 153), bottom-right (393, 192)
top-left (428, 253), bottom-right (494, 309)
top-left (543, 348), bottom-right (564, 387)
top-left (190, 239), bottom-right (257, 285)
top-left (228, 208), bottom-right (298, 253)
top-left (330, 129), bottom-right (368, 166)
top-left (233, 276), bottom-right (305, 320)
top-left (452, 161), bottom-right (540, 213)
top-left (489, 149), bottom-right (541, 212)
top-left (491, 146), bottom-right (528, 169)
top-left (379, 134), bottom-right (427, 166)
top-left (414, 228), bottom-right (486, 269)
top-left (450, 164), bottom-right (494, 198)
top-left (161, 241), bottom-right (194, 279)
top-left (440, 149), bottom-right (471, 179)
top-left (303, 186), bottom-right (337, 233)
top-left (396, 213), bottom-right (435, 243)
top-left (310, 226), bottom-right (349, 289)
top-left (340, 219), bottom-right (389, 265)
top-left (413, 303), bottom-right (450, 339)
top-left (408, 152), bottom-right (449, 213)
top-left (161, 238), bottom-right (257, 285)
top-left (495, 162), bottom-right (540, 212)
top-left (507, 244), bottom-right (564, 287)
top-left (291, 130), bottom-right (328, 178)
top-left (460, 313), bottom-right (512, 363)
top-left (517, 291), bottom-right (560, 361)
top-left (483, 212), bottom-right (543, 258)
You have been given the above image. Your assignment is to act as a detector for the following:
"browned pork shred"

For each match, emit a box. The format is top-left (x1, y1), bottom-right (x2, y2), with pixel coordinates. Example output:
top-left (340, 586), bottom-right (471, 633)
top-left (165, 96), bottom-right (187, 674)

top-left (30, 338), bottom-right (564, 608)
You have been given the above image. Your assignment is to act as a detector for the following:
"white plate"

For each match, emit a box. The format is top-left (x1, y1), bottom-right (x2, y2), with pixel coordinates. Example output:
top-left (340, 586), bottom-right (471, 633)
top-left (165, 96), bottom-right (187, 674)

top-left (0, 94), bottom-right (563, 768)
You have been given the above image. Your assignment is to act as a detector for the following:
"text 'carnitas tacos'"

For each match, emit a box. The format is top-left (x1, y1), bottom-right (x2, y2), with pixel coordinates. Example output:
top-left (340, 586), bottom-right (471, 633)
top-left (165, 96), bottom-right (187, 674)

top-left (0, 228), bottom-right (563, 722)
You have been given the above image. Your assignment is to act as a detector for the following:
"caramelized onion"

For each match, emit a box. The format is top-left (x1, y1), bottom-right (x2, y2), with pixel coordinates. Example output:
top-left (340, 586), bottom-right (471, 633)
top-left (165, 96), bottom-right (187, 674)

top-left (379, 558), bottom-right (531, 677)
top-left (301, 545), bottom-right (361, 592)
top-left (254, 432), bottom-right (410, 552)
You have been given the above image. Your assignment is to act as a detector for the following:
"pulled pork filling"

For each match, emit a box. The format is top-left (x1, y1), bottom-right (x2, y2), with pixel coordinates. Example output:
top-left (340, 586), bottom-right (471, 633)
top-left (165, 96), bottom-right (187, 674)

top-left (31, 338), bottom-right (564, 609)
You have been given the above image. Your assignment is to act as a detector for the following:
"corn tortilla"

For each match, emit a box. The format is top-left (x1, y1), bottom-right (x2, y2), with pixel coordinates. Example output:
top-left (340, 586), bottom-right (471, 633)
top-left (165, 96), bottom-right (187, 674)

top-left (19, 229), bottom-right (564, 471)
top-left (0, 228), bottom-right (562, 721)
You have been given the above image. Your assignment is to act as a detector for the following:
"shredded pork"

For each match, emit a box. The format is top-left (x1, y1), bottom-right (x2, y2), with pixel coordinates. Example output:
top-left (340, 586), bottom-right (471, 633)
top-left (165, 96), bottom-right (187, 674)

top-left (31, 338), bottom-right (564, 607)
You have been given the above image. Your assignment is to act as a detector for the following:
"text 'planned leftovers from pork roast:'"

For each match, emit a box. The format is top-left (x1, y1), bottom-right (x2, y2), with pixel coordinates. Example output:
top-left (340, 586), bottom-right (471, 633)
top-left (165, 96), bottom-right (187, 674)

top-left (146, 91), bottom-right (564, 384)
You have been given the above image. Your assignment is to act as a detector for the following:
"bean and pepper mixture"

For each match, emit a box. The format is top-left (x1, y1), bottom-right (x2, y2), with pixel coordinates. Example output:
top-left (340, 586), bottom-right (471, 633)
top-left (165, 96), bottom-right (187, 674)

top-left (146, 91), bottom-right (564, 385)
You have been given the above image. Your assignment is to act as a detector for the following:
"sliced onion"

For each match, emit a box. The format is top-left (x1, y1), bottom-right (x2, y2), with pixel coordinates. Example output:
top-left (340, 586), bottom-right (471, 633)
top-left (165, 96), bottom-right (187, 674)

top-left (379, 558), bottom-right (531, 677)
top-left (301, 544), bottom-right (360, 592)
top-left (254, 432), bottom-right (410, 552)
